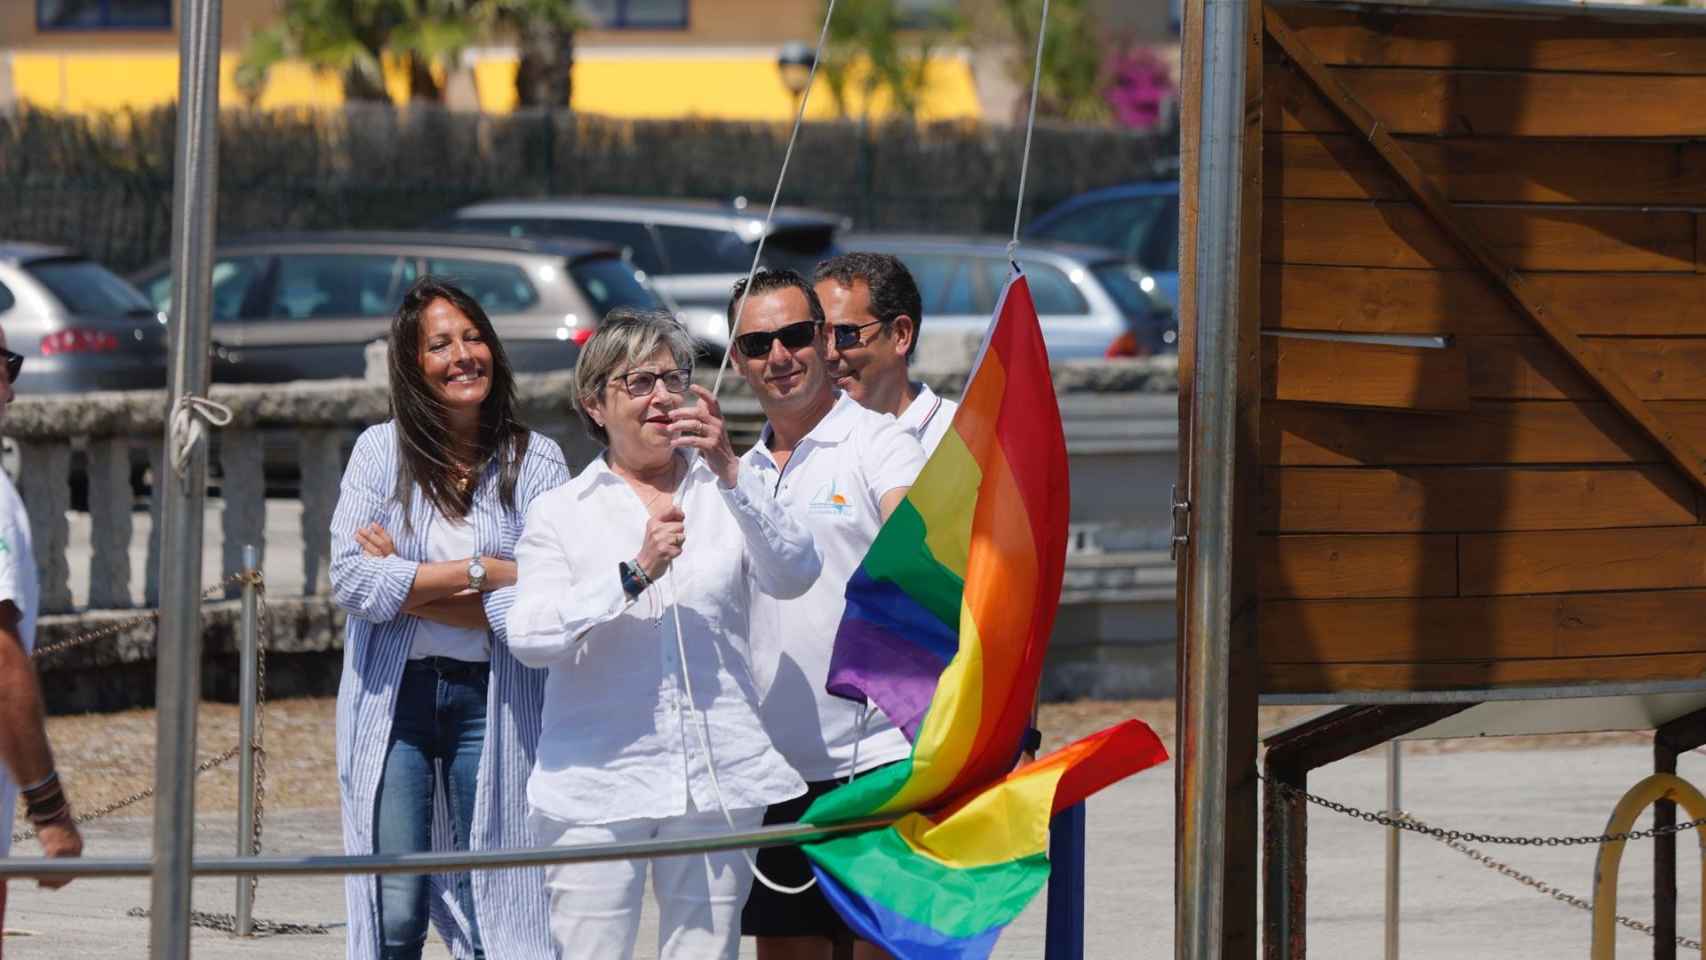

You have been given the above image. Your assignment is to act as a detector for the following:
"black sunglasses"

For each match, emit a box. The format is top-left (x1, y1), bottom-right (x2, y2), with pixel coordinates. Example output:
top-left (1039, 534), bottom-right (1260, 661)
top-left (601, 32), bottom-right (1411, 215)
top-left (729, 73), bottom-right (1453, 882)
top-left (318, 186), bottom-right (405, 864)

top-left (734, 320), bottom-right (820, 360)
top-left (1, 349), bottom-right (20, 385)
top-left (829, 318), bottom-right (890, 351)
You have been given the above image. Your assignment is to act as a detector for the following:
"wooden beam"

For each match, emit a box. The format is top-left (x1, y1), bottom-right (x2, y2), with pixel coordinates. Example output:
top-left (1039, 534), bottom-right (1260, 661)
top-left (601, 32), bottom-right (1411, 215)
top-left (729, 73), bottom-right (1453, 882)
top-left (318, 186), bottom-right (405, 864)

top-left (1270, 5), bottom-right (1706, 75)
top-left (1459, 526), bottom-right (1706, 596)
top-left (1262, 653), bottom-right (1706, 695)
top-left (1264, 6), bottom-right (1706, 498)
top-left (1263, 400), bottom-right (1659, 466)
top-left (1264, 335), bottom-right (1469, 411)
top-left (1259, 533), bottom-right (1457, 599)
top-left (1261, 465), bottom-right (1697, 532)
top-left (1264, 266), bottom-right (1706, 338)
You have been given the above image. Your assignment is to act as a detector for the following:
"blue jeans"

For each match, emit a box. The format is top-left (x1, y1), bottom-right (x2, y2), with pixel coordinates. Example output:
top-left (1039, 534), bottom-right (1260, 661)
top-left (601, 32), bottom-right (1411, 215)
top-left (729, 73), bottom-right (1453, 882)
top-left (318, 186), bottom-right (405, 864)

top-left (374, 657), bottom-right (489, 960)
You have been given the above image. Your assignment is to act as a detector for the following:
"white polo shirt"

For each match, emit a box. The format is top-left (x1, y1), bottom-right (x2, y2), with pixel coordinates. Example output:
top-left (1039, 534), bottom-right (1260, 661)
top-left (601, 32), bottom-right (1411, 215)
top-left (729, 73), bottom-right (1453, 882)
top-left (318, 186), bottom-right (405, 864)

top-left (0, 470), bottom-right (38, 856)
top-left (896, 383), bottom-right (959, 457)
top-left (743, 393), bottom-right (927, 782)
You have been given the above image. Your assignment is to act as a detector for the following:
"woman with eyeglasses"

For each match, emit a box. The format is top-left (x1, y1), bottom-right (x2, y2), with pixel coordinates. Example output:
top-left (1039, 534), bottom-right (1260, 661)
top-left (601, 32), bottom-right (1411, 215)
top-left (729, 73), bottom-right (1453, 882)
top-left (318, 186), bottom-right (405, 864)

top-left (506, 307), bottom-right (819, 959)
top-left (328, 277), bottom-right (566, 960)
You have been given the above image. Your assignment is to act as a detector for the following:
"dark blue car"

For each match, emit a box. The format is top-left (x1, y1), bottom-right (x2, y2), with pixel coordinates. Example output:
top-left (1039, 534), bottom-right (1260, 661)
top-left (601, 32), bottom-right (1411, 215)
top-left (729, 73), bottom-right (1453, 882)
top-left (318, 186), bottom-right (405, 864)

top-left (1025, 181), bottom-right (1180, 310)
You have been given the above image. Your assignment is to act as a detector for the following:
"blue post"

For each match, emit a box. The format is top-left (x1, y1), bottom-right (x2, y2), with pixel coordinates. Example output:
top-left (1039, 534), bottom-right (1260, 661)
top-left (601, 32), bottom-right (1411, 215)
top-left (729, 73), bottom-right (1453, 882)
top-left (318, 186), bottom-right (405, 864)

top-left (1044, 801), bottom-right (1087, 960)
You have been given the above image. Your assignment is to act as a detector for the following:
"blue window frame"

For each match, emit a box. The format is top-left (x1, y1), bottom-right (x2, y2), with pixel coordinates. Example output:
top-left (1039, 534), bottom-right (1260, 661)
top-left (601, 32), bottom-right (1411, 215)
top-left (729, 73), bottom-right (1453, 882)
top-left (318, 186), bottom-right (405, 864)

top-left (580, 0), bottom-right (689, 29)
top-left (38, 0), bottom-right (170, 29)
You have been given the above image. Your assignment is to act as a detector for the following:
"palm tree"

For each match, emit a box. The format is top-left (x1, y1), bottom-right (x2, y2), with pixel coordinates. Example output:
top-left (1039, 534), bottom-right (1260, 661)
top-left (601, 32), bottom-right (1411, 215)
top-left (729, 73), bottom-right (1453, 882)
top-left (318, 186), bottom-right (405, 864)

top-left (235, 0), bottom-right (578, 108)
top-left (819, 0), bottom-right (958, 122)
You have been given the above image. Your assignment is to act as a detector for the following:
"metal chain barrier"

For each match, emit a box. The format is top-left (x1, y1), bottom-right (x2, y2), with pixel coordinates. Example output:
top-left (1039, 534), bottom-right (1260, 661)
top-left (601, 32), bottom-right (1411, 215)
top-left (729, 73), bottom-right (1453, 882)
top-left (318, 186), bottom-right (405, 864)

top-left (1261, 773), bottom-right (1706, 950)
top-left (1416, 818), bottom-right (1703, 952)
top-left (124, 907), bottom-right (331, 937)
top-left (29, 571), bottom-right (252, 661)
top-left (1260, 773), bottom-right (1706, 846)
top-left (247, 571), bottom-right (271, 904)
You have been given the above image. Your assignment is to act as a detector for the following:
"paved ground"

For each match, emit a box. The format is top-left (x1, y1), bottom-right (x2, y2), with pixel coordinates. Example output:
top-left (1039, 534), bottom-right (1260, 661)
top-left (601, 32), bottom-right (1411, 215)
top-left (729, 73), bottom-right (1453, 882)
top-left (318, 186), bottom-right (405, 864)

top-left (6, 739), bottom-right (1705, 957)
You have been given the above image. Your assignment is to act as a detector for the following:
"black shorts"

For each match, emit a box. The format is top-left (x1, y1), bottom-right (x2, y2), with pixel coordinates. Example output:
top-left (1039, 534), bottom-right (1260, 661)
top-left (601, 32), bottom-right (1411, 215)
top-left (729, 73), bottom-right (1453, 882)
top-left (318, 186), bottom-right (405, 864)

top-left (740, 762), bottom-right (898, 939)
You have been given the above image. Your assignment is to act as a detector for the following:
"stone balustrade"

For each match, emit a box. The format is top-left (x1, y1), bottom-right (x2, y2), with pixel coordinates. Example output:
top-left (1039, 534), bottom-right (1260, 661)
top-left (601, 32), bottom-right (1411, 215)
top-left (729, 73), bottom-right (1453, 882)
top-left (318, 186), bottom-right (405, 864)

top-left (5, 357), bottom-right (1182, 703)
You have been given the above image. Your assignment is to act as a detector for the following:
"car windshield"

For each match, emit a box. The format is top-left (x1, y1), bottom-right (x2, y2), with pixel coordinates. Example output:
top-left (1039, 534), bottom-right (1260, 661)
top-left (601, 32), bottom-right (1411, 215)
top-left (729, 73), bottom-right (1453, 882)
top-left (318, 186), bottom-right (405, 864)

top-left (1090, 262), bottom-right (1156, 318)
top-left (1030, 191), bottom-right (1179, 273)
top-left (25, 257), bottom-right (154, 315)
top-left (571, 255), bottom-right (664, 316)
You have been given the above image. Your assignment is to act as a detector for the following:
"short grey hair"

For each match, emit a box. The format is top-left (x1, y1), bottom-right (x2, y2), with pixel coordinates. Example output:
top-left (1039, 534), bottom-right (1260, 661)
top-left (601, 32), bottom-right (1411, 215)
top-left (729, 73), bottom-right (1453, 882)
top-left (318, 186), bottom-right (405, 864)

top-left (573, 307), bottom-right (696, 446)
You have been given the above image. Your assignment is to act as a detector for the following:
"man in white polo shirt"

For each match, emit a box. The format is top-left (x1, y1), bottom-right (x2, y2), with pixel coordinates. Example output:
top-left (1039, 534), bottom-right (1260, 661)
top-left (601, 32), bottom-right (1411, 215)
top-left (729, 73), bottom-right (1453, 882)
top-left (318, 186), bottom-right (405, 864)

top-left (0, 324), bottom-right (83, 933)
top-left (814, 252), bottom-right (959, 455)
top-left (729, 269), bottom-right (925, 960)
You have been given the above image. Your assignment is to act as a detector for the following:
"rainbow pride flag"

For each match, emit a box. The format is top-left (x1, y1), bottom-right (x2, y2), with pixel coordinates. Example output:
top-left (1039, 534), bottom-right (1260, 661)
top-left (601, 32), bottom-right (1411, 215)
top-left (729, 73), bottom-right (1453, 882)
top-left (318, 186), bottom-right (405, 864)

top-left (800, 271), bottom-right (1169, 957)
top-left (805, 721), bottom-right (1168, 958)
top-left (821, 271), bottom-right (1071, 810)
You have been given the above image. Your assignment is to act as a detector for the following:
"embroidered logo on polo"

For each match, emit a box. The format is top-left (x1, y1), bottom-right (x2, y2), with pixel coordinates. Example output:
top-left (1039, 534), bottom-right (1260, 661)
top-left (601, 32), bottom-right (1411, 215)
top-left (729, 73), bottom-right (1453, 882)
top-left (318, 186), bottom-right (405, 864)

top-left (807, 482), bottom-right (853, 518)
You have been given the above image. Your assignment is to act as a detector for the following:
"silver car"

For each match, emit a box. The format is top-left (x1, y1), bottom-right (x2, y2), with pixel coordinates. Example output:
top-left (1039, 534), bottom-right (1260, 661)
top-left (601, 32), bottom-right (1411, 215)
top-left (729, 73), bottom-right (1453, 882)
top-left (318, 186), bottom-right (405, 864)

top-left (436, 197), bottom-right (847, 348)
top-left (0, 242), bottom-right (169, 394)
top-left (132, 232), bottom-right (671, 382)
top-left (841, 235), bottom-right (1176, 360)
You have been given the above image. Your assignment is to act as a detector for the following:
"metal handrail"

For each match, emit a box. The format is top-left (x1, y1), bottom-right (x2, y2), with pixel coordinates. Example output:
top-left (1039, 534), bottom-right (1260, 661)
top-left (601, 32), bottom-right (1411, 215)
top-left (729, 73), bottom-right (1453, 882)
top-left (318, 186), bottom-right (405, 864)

top-left (0, 816), bottom-right (897, 881)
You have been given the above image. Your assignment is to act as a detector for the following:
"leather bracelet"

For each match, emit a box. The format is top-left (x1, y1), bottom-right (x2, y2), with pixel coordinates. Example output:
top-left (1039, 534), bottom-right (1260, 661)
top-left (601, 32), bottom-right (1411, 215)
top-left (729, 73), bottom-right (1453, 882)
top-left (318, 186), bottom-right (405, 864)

top-left (25, 784), bottom-right (66, 820)
top-left (27, 800), bottom-right (70, 828)
top-left (20, 770), bottom-right (58, 799)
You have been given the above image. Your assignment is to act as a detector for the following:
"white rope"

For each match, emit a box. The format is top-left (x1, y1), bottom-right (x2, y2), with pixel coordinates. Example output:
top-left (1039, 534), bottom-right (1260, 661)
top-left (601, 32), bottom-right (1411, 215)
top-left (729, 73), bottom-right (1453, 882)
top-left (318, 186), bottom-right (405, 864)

top-left (1007, 0), bottom-right (1053, 263)
top-left (662, 553), bottom-right (817, 895)
top-left (168, 394), bottom-right (233, 479)
top-left (709, 0), bottom-right (840, 399)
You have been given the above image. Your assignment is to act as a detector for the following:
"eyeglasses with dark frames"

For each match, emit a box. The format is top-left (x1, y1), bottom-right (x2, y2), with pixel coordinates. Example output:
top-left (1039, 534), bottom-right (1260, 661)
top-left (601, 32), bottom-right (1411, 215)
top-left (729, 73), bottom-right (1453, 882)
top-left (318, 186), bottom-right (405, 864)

top-left (734, 320), bottom-right (820, 360)
top-left (829, 318), bottom-right (891, 351)
top-left (611, 367), bottom-right (693, 398)
top-left (0, 349), bottom-right (20, 385)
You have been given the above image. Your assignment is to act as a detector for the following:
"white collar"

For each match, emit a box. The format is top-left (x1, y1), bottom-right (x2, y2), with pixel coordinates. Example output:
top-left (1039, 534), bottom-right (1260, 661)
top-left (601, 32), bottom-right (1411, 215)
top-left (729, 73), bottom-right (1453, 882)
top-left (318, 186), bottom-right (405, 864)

top-left (753, 392), bottom-right (861, 465)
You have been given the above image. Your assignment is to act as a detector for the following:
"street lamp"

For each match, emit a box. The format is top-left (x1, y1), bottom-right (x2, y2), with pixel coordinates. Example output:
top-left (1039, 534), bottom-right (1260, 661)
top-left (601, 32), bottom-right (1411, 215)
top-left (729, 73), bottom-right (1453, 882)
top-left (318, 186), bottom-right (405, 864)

top-left (776, 42), bottom-right (815, 116)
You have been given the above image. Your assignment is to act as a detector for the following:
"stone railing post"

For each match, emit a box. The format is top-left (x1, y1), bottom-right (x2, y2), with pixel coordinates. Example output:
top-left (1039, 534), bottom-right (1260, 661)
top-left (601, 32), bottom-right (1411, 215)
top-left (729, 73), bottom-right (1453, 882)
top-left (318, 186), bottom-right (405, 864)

top-left (298, 429), bottom-right (341, 596)
top-left (219, 430), bottom-right (265, 596)
top-left (86, 436), bottom-right (134, 609)
top-left (15, 441), bottom-right (72, 613)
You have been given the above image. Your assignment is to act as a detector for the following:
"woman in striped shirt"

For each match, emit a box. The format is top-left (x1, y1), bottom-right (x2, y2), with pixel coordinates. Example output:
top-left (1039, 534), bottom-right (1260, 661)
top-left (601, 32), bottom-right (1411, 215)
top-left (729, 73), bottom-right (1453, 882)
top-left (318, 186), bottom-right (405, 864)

top-left (329, 277), bottom-right (567, 960)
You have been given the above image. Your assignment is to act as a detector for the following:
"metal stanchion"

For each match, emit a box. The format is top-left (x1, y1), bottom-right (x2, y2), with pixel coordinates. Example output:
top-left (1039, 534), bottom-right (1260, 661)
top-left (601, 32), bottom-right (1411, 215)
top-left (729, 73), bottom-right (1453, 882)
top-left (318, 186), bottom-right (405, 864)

top-left (235, 544), bottom-right (258, 937)
top-left (1385, 741), bottom-right (1401, 960)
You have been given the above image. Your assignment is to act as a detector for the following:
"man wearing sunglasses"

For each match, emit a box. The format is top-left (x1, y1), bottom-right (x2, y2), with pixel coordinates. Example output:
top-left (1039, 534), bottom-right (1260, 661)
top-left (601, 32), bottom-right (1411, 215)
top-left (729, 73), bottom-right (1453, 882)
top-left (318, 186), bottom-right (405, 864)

top-left (729, 270), bottom-right (926, 960)
top-left (0, 326), bottom-right (84, 936)
top-left (813, 253), bottom-right (959, 456)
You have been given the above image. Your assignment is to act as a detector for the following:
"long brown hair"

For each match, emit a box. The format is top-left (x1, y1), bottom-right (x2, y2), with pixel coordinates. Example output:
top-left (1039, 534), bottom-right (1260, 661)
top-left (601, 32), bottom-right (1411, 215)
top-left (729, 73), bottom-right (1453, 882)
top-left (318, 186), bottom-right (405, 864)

top-left (388, 276), bottom-right (530, 523)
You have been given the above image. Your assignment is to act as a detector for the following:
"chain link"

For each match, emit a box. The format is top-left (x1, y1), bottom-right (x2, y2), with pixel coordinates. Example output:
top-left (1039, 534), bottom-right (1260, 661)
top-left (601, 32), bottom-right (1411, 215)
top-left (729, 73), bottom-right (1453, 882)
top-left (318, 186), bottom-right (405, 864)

top-left (1261, 774), bottom-right (1706, 950)
top-left (125, 907), bottom-right (332, 937)
top-left (1260, 773), bottom-right (1706, 846)
top-left (30, 572), bottom-right (253, 661)
top-left (248, 573), bottom-right (271, 904)
top-left (1417, 819), bottom-right (1703, 952)
top-left (11, 744), bottom-right (240, 844)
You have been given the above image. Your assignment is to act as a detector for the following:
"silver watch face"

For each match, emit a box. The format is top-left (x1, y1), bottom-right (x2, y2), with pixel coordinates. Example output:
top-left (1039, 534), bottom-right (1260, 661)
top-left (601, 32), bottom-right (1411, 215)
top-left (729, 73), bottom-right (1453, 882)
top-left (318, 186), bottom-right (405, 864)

top-left (469, 559), bottom-right (486, 579)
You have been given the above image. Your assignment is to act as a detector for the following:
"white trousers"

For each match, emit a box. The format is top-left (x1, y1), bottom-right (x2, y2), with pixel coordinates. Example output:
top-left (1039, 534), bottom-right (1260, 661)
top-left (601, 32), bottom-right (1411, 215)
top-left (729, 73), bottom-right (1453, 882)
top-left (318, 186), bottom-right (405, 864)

top-left (530, 802), bottom-right (766, 960)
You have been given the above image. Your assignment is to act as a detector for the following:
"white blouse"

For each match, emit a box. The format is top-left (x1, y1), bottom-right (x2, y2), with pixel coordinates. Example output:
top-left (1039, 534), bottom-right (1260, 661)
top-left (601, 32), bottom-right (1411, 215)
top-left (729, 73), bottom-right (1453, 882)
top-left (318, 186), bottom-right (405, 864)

top-left (506, 452), bottom-right (817, 824)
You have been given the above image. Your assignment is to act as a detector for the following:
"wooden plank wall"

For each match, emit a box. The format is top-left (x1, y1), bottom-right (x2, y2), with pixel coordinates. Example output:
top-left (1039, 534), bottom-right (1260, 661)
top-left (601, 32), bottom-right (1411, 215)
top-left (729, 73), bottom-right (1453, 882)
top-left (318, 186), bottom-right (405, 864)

top-left (1257, 2), bottom-right (1706, 695)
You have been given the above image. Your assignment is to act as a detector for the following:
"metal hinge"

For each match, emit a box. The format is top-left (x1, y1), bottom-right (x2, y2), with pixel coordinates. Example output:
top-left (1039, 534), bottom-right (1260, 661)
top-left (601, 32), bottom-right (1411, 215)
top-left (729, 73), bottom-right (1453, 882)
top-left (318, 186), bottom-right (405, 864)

top-left (1170, 484), bottom-right (1191, 563)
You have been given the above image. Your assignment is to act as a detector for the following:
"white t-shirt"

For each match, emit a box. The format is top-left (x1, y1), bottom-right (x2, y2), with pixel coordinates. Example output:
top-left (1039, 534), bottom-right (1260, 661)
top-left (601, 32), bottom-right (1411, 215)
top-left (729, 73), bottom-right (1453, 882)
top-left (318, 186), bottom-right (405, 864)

top-left (742, 394), bottom-right (927, 781)
top-left (408, 511), bottom-right (490, 662)
top-left (896, 383), bottom-right (959, 457)
top-left (0, 470), bottom-right (38, 856)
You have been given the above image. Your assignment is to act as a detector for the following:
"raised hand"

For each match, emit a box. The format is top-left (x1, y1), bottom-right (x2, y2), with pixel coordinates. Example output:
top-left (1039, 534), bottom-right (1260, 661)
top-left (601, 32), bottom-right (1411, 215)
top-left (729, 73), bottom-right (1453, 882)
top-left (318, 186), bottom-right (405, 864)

top-left (668, 386), bottom-right (739, 488)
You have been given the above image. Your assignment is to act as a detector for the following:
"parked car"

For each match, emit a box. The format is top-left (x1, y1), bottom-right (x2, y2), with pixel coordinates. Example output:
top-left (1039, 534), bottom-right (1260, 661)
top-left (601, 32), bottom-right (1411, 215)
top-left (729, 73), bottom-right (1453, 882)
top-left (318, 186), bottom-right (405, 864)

top-left (842, 235), bottom-right (1176, 359)
top-left (132, 231), bottom-right (672, 383)
top-left (0, 242), bottom-right (169, 394)
top-left (1024, 180), bottom-right (1180, 308)
top-left (434, 196), bottom-right (848, 348)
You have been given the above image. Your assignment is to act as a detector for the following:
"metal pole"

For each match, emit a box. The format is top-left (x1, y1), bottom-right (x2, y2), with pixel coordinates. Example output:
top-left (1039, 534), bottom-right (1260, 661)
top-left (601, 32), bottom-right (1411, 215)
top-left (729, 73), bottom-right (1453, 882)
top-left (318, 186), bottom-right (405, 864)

top-left (0, 815), bottom-right (900, 880)
top-left (1385, 742), bottom-right (1401, 960)
top-left (152, 0), bottom-right (222, 955)
top-left (1178, 0), bottom-right (1250, 952)
top-left (235, 544), bottom-right (258, 937)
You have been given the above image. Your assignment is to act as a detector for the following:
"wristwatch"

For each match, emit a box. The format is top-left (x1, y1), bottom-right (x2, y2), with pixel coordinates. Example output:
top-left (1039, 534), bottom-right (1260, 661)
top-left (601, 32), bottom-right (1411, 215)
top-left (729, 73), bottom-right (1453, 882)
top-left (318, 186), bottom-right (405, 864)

top-left (619, 560), bottom-right (651, 601)
top-left (467, 554), bottom-right (487, 591)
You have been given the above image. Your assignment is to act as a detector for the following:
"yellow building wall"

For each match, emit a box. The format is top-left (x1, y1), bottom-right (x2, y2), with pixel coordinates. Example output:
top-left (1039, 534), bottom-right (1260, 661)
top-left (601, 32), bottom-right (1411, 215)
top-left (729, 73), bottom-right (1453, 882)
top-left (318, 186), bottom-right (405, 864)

top-left (7, 50), bottom-right (982, 121)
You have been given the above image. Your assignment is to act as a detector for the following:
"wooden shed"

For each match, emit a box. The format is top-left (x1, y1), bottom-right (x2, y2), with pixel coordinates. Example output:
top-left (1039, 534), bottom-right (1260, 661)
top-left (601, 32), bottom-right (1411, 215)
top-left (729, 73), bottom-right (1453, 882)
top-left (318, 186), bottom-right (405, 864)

top-left (1173, 0), bottom-right (1706, 955)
